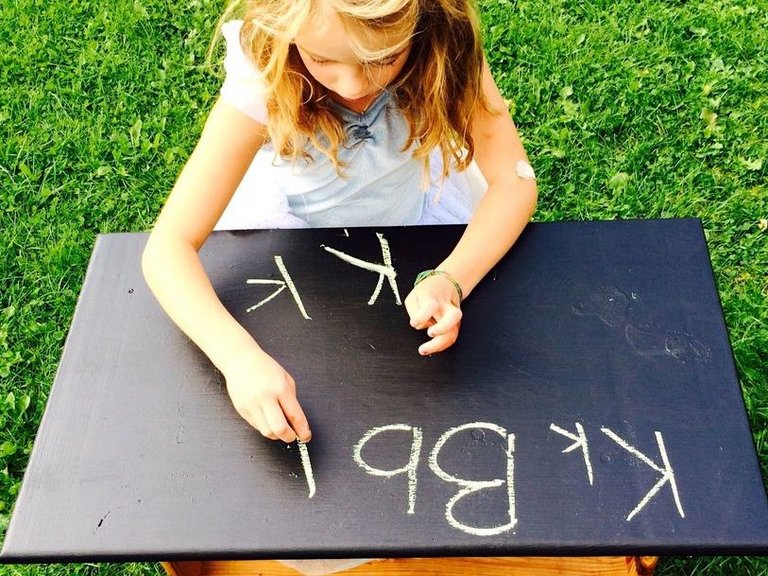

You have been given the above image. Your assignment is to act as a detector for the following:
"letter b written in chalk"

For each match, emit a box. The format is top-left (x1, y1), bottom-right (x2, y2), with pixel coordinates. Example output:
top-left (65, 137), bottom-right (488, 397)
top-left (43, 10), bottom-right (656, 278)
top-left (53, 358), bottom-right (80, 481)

top-left (352, 422), bottom-right (516, 536)
top-left (429, 422), bottom-right (517, 536)
top-left (353, 424), bottom-right (423, 514)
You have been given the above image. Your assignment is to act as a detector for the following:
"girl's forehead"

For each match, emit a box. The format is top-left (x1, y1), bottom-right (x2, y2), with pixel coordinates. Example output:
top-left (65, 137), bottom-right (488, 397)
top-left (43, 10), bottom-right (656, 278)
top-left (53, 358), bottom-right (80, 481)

top-left (294, 4), bottom-right (410, 63)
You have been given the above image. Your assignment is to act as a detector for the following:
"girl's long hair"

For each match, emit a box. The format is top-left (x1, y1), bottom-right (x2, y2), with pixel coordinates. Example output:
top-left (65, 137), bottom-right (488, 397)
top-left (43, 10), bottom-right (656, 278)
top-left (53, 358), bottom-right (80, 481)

top-left (217, 0), bottom-right (496, 180)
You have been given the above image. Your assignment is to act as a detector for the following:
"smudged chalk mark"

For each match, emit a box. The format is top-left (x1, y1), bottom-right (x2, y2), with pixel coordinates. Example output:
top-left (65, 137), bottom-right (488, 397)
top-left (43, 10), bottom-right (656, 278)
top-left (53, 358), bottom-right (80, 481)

top-left (572, 285), bottom-right (631, 327)
top-left (574, 286), bottom-right (710, 366)
top-left (625, 324), bottom-right (710, 364)
top-left (471, 429), bottom-right (486, 443)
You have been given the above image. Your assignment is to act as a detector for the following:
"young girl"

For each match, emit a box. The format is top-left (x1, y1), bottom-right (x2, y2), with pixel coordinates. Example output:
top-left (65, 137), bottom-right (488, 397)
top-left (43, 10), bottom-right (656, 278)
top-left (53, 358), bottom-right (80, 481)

top-left (142, 0), bottom-right (538, 446)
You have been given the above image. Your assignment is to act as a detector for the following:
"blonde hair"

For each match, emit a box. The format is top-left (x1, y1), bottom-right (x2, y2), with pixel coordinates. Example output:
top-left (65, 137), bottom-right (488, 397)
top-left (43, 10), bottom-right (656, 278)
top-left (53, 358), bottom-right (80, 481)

top-left (217, 0), bottom-right (496, 180)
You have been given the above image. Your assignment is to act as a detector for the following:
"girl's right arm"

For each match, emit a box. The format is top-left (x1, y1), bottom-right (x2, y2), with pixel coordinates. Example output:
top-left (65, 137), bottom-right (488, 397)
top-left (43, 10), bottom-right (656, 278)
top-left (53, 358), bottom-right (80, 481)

top-left (142, 98), bottom-right (312, 444)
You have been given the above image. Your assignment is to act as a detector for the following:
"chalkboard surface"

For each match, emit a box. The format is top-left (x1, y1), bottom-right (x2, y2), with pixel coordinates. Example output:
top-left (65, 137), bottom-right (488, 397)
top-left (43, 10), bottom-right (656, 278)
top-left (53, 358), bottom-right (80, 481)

top-left (2, 219), bottom-right (767, 562)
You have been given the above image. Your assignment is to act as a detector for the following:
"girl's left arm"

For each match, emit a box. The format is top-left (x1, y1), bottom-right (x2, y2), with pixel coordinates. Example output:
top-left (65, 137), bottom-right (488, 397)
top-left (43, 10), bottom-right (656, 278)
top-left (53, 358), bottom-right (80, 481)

top-left (405, 57), bottom-right (538, 354)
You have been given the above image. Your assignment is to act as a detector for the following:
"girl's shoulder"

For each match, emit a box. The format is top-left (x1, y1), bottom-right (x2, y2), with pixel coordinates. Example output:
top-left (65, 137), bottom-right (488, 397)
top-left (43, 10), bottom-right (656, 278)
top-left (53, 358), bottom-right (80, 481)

top-left (221, 20), bottom-right (253, 77)
top-left (219, 20), bottom-right (269, 124)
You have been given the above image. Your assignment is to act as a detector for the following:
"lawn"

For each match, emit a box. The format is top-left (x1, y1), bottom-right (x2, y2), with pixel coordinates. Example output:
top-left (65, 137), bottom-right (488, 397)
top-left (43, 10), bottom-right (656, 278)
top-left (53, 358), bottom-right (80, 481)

top-left (0, 0), bottom-right (765, 574)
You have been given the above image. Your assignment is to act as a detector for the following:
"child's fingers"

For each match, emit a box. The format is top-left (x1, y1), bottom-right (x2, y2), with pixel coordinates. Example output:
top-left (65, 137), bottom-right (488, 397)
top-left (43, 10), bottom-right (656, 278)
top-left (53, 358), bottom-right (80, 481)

top-left (247, 407), bottom-right (278, 440)
top-left (419, 327), bottom-right (460, 355)
top-left (262, 401), bottom-right (298, 443)
top-left (407, 297), bottom-right (439, 329)
top-left (280, 395), bottom-right (312, 442)
top-left (426, 307), bottom-right (463, 338)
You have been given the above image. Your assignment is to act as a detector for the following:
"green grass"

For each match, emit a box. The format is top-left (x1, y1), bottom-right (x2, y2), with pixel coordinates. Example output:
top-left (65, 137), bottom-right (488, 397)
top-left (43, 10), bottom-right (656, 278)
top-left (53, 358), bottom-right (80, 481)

top-left (1, 0), bottom-right (766, 574)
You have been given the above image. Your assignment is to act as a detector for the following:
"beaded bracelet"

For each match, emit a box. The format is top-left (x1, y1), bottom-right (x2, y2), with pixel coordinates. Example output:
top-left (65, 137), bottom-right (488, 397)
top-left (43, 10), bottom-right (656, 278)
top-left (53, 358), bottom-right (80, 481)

top-left (413, 269), bottom-right (464, 305)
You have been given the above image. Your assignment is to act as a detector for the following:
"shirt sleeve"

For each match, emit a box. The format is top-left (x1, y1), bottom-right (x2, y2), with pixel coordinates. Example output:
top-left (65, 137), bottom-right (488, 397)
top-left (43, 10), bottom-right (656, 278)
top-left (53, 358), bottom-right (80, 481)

top-left (220, 20), bottom-right (269, 125)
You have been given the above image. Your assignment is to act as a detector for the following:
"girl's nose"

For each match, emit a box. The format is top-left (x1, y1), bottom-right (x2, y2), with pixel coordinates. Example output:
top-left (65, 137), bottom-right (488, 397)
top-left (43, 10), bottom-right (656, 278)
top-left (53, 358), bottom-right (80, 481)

top-left (336, 67), bottom-right (370, 98)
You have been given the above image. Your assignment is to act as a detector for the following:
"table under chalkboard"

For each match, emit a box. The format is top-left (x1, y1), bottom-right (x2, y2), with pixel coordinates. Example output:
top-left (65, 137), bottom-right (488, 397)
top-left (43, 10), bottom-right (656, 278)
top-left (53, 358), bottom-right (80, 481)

top-left (2, 219), bottom-right (767, 564)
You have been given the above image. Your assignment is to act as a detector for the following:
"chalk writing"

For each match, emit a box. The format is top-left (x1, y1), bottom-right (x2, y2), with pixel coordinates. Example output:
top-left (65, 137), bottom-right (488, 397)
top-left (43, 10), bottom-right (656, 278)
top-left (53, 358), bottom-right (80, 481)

top-left (297, 441), bottom-right (316, 499)
top-left (353, 424), bottom-right (423, 514)
top-left (429, 423), bottom-right (517, 536)
top-left (601, 427), bottom-right (684, 521)
top-left (348, 421), bottom-right (686, 536)
top-left (246, 256), bottom-right (311, 319)
top-left (322, 233), bottom-right (401, 306)
top-left (550, 422), bottom-right (593, 485)
top-left (353, 422), bottom-right (516, 534)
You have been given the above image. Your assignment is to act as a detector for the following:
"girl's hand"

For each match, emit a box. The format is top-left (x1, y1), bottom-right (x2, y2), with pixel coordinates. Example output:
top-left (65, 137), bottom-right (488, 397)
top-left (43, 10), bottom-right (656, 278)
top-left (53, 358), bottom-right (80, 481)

top-left (223, 347), bottom-right (312, 443)
top-left (405, 274), bottom-right (463, 356)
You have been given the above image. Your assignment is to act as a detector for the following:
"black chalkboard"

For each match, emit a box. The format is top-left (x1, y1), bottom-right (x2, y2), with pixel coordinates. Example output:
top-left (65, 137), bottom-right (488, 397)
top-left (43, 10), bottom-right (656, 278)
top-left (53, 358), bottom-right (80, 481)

top-left (2, 219), bottom-right (767, 563)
